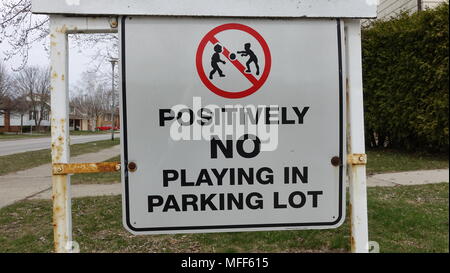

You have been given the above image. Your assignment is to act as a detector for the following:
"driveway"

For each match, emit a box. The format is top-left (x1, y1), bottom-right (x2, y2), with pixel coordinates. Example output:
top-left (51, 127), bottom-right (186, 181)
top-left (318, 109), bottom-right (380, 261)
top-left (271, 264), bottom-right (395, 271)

top-left (0, 133), bottom-right (120, 156)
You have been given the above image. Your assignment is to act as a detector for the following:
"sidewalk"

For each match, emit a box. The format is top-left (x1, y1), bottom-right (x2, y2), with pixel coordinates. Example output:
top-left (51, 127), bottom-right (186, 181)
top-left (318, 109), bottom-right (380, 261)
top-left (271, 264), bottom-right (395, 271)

top-left (0, 145), bottom-right (120, 208)
top-left (28, 168), bottom-right (449, 201)
top-left (368, 169), bottom-right (449, 187)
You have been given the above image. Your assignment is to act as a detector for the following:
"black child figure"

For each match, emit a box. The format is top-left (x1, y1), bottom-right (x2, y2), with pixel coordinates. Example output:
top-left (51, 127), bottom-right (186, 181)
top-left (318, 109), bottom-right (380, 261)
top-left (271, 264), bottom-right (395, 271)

top-left (238, 43), bottom-right (260, 76)
top-left (209, 44), bottom-right (226, 80)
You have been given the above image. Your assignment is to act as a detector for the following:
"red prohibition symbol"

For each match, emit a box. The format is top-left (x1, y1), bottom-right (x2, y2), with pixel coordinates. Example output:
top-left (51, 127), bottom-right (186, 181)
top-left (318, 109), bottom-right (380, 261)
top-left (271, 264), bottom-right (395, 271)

top-left (196, 23), bottom-right (272, 99)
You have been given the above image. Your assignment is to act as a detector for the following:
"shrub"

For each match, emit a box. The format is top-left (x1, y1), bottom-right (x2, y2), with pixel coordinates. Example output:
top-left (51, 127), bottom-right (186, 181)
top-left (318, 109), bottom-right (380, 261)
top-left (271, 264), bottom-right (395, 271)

top-left (362, 3), bottom-right (449, 152)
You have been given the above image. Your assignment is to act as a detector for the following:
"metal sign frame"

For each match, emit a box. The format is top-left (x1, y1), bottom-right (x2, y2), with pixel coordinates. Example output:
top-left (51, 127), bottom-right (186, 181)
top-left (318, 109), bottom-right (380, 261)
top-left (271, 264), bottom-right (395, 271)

top-left (33, 0), bottom-right (373, 253)
top-left (32, 0), bottom-right (377, 18)
top-left (47, 16), bottom-right (118, 253)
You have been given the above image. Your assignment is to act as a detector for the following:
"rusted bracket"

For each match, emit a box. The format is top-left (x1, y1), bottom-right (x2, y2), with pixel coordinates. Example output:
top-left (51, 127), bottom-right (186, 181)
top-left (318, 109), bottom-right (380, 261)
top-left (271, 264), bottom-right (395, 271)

top-left (52, 162), bottom-right (121, 175)
top-left (347, 154), bottom-right (367, 165)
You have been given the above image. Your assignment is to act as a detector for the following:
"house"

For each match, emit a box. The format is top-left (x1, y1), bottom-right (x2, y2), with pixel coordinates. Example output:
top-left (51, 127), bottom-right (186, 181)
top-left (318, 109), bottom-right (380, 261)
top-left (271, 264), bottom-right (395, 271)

top-left (68, 104), bottom-right (120, 131)
top-left (0, 94), bottom-right (51, 133)
top-left (0, 105), bottom-right (51, 133)
top-left (376, 0), bottom-right (446, 20)
top-left (69, 104), bottom-right (91, 131)
top-left (1, 105), bottom-right (120, 133)
top-left (95, 107), bottom-right (120, 131)
top-left (1, 93), bottom-right (121, 133)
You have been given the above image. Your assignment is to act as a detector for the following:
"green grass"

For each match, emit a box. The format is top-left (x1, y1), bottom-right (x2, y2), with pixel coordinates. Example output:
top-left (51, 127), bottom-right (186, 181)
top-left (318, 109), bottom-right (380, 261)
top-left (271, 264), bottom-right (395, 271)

top-left (366, 149), bottom-right (448, 175)
top-left (72, 155), bottom-right (121, 185)
top-left (69, 139), bottom-right (119, 157)
top-left (0, 132), bottom-right (50, 140)
top-left (0, 139), bottom-right (120, 176)
top-left (366, 183), bottom-right (449, 252)
top-left (70, 131), bottom-right (113, 136)
top-left (0, 131), bottom-right (112, 140)
top-left (0, 183), bottom-right (447, 253)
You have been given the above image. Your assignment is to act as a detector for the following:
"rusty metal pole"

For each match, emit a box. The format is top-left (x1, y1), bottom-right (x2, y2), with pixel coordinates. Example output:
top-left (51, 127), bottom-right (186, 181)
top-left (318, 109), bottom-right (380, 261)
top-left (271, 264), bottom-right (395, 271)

top-left (47, 15), bottom-right (118, 253)
top-left (344, 19), bottom-right (369, 253)
top-left (50, 15), bottom-right (72, 253)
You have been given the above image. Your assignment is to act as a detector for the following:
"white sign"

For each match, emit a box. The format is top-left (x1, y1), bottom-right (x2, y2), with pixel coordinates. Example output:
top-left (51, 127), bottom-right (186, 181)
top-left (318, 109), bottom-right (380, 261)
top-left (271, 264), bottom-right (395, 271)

top-left (120, 17), bottom-right (346, 234)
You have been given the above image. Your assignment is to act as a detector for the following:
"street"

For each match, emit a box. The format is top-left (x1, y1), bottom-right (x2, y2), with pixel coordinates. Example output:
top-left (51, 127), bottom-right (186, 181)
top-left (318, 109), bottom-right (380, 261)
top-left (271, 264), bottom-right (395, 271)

top-left (0, 133), bottom-right (120, 156)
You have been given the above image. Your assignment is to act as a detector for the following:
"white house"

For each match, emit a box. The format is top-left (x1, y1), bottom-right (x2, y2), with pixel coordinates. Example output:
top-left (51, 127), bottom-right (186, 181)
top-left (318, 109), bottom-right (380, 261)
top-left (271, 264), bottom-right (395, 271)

top-left (0, 99), bottom-right (51, 133)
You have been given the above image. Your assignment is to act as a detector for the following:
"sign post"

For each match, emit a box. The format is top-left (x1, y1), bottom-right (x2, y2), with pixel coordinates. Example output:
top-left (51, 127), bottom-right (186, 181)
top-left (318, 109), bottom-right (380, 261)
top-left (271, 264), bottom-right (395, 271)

top-left (49, 16), bottom-right (72, 253)
top-left (46, 15), bottom-right (118, 253)
top-left (32, 0), bottom-right (376, 253)
top-left (345, 20), bottom-right (370, 252)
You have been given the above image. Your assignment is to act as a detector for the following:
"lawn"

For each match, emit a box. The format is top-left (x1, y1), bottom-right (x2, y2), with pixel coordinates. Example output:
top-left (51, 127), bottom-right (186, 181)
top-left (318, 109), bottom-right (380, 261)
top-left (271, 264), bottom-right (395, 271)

top-left (0, 132), bottom-right (50, 140)
top-left (72, 155), bottom-right (120, 185)
top-left (0, 130), bottom-right (112, 140)
top-left (0, 139), bottom-right (120, 175)
top-left (366, 149), bottom-right (449, 175)
top-left (70, 131), bottom-right (114, 136)
top-left (0, 183), bottom-right (447, 253)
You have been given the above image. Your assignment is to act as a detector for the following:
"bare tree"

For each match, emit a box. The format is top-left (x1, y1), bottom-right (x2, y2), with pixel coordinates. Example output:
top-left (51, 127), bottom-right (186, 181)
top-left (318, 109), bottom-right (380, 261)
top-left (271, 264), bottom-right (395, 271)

top-left (0, 61), bottom-right (13, 115)
top-left (13, 65), bottom-right (50, 131)
top-left (0, 64), bottom-right (9, 104)
top-left (1, 0), bottom-right (118, 70)
top-left (1, 61), bottom-right (31, 133)
top-left (0, 0), bottom-right (49, 69)
top-left (12, 94), bottom-right (29, 133)
top-left (71, 71), bottom-right (111, 131)
top-left (69, 33), bottom-right (119, 74)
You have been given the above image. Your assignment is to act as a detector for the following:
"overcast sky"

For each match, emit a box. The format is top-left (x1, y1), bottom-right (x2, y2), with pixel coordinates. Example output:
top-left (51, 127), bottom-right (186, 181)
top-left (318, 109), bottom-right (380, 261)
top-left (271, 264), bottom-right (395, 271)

top-left (0, 26), bottom-right (111, 93)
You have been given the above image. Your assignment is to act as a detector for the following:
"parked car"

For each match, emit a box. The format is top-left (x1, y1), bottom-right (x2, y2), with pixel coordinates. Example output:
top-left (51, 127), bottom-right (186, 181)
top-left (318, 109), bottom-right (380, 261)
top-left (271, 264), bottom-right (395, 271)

top-left (96, 126), bottom-right (119, 131)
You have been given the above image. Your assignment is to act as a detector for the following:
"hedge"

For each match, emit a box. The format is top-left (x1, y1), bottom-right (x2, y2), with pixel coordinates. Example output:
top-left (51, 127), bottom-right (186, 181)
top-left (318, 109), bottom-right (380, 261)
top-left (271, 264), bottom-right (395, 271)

top-left (362, 3), bottom-right (449, 152)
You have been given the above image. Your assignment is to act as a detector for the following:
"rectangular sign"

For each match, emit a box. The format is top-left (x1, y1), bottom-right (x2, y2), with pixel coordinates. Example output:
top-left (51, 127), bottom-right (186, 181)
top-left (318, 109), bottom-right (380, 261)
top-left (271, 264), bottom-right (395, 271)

top-left (120, 17), bottom-right (346, 234)
top-left (32, 0), bottom-right (377, 18)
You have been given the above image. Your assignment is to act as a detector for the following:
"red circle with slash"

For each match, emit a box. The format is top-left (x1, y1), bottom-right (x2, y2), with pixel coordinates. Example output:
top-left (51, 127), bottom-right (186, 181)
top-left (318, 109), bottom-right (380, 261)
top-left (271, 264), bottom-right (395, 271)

top-left (196, 23), bottom-right (272, 99)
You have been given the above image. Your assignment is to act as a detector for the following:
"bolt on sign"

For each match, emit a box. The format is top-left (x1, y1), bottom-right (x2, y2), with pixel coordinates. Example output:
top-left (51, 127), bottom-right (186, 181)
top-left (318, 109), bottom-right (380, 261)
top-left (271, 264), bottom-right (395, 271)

top-left (121, 17), bottom-right (347, 234)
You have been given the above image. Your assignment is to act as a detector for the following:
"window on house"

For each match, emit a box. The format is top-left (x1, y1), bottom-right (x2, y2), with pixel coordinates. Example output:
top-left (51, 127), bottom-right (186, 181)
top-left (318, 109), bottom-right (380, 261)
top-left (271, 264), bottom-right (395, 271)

top-left (29, 111), bottom-right (37, 120)
top-left (41, 110), bottom-right (49, 121)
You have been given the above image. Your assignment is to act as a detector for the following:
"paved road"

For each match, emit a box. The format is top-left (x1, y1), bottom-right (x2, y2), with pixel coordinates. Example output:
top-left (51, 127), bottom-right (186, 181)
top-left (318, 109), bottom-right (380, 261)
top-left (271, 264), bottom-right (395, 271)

top-left (0, 133), bottom-right (119, 156)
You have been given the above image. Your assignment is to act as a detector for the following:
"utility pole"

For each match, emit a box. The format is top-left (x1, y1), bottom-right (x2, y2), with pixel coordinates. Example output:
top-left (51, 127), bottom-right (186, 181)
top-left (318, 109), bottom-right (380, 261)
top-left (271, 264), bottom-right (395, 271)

top-left (109, 58), bottom-right (118, 141)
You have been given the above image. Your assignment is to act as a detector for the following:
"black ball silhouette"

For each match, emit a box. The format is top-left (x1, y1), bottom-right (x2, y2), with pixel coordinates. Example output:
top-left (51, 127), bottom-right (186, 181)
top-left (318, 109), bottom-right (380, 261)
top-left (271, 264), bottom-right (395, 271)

top-left (229, 53), bottom-right (236, 60)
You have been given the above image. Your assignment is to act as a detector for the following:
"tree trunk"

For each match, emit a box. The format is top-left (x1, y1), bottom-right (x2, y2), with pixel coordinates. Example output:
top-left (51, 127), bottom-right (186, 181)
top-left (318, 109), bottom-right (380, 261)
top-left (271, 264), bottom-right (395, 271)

top-left (36, 118), bottom-right (42, 133)
top-left (20, 114), bottom-right (23, 134)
